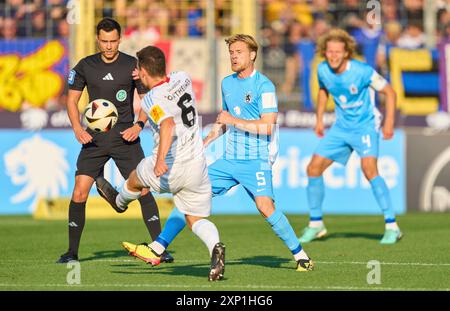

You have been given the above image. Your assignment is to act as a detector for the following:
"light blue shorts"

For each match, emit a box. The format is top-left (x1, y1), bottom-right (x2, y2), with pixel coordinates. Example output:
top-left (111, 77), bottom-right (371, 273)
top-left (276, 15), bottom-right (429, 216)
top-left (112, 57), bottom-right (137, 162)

top-left (208, 158), bottom-right (274, 200)
top-left (314, 126), bottom-right (380, 165)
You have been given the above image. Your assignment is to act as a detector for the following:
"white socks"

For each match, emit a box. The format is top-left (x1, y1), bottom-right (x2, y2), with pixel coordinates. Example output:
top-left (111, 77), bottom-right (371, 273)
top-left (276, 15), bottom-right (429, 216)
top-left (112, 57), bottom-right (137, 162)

top-left (385, 222), bottom-right (400, 230)
top-left (294, 249), bottom-right (310, 261)
top-left (116, 181), bottom-right (141, 208)
top-left (309, 220), bottom-right (324, 228)
top-left (192, 219), bottom-right (220, 256)
top-left (149, 241), bottom-right (166, 255)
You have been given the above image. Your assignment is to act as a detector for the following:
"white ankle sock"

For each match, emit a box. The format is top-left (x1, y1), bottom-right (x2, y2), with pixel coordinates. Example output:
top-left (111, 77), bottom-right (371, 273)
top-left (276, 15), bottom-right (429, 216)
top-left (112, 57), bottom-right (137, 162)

top-left (309, 220), bottom-right (324, 228)
top-left (149, 241), bottom-right (165, 256)
top-left (116, 181), bottom-right (141, 208)
top-left (192, 219), bottom-right (220, 256)
top-left (294, 249), bottom-right (310, 261)
top-left (385, 222), bottom-right (399, 230)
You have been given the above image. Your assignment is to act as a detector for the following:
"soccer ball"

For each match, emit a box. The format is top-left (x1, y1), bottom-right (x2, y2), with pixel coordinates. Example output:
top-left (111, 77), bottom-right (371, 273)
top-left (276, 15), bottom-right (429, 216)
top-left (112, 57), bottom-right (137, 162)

top-left (83, 99), bottom-right (118, 132)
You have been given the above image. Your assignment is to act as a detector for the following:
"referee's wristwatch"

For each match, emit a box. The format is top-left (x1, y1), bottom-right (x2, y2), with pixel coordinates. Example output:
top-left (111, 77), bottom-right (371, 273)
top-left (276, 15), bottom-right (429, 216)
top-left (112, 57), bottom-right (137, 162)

top-left (135, 120), bottom-right (145, 129)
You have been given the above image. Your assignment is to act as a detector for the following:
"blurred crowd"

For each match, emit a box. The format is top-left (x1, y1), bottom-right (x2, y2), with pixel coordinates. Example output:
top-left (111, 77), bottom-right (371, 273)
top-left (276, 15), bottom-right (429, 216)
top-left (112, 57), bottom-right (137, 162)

top-left (0, 0), bottom-right (233, 39)
top-left (1, 0), bottom-right (448, 111)
top-left (261, 0), bottom-right (450, 97)
top-left (0, 0), bottom-right (69, 39)
top-left (98, 0), bottom-right (232, 39)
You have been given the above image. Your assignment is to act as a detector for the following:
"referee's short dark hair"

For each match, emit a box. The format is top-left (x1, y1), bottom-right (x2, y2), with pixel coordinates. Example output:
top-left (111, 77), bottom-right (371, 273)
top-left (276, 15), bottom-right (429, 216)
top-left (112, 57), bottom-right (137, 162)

top-left (97, 18), bottom-right (121, 36)
top-left (137, 46), bottom-right (166, 77)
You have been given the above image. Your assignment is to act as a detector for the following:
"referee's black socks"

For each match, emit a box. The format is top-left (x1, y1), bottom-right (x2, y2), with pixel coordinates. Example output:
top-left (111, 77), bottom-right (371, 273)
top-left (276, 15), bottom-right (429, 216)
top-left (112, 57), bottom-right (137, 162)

top-left (68, 200), bottom-right (86, 255)
top-left (138, 193), bottom-right (162, 241)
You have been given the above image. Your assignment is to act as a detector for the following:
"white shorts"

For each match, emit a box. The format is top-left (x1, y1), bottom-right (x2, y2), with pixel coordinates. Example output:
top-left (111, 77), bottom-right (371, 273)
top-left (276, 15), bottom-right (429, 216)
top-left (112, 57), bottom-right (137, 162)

top-left (135, 156), bottom-right (212, 217)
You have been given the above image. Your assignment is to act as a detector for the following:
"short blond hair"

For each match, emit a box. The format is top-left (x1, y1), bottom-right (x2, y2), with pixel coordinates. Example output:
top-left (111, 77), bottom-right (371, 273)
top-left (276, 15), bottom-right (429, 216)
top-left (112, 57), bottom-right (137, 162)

top-left (317, 28), bottom-right (357, 59)
top-left (225, 34), bottom-right (259, 61)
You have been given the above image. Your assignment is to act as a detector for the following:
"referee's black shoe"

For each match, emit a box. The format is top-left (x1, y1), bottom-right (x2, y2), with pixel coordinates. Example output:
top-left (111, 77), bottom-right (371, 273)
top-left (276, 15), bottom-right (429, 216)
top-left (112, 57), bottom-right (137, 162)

top-left (161, 250), bottom-right (174, 263)
top-left (56, 251), bottom-right (78, 263)
top-left (95, 176), bottom-right (127, 213)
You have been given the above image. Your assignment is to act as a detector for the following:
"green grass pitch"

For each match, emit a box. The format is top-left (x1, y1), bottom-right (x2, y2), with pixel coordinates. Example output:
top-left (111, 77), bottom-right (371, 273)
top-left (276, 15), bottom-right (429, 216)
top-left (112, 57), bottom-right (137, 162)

top-left (0, 213), bottom-right (449, 291)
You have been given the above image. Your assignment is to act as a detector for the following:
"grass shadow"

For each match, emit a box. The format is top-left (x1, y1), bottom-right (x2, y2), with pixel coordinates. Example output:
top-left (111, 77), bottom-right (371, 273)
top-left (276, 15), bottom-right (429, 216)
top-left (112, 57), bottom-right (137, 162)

top-left (320, 232), bottom-right (382, 241)
top-left (111, 254), bottom-right (295, 278)
top-left (111, 262), bottom-right (209, 279)
top-left (229, 255), bottom-right (293, 270)
top-left (109, 263), bottom-right (141, 267)
top-left (80, 249), bottom-right (176, 262)
top-left (80, 249), bottom-right (126, 262)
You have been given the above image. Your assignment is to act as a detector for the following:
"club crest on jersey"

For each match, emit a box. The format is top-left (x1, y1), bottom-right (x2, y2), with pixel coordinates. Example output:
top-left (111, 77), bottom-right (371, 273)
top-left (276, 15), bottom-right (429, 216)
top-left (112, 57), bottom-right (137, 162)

top-left (116, 90), bottom-right (127, 102)
top-left (244, 92), bottom-right (252, 103)
top-left (349, 84), bottom-right (358, 95)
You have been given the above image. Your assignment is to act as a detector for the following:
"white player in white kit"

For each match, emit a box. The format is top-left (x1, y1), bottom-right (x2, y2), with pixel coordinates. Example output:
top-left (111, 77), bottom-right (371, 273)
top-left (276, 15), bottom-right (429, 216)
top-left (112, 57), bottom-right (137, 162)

top-left (136, 70), bottom-right (212, 217)
top-left (96, 46), bottom-right (225, 281)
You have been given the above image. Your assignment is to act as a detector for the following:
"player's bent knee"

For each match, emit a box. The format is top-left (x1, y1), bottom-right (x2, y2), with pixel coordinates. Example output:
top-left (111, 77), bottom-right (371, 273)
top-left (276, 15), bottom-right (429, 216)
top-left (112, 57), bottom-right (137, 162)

top-left (255, 197), bottom-right (275, 218)
top-left (73, 175), bottom-right (94, 199)
top-left (72, 188), bottom-right (89, 202)
top-left (140, 188), bottom-right (150, 196)
top-left (307, 163), bottom-right (323, 177)
top-left (72, 180), bottom-right (90, 200)
top-left (363, 169), bottom-right (378, 181)
top-left (126, 180), bottom-right (141, 193)
top-left (361, 163), bottom-right (378, 180)
top-left (186, 215), bottom-right (203, 230)
top-left (126, 170), bottom-right (144, 193)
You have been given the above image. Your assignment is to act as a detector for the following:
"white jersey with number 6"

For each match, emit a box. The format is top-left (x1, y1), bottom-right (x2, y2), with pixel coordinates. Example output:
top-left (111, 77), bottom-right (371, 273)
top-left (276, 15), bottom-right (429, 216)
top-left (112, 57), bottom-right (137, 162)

top-left (141, 71), bottom-right (204, 164)
top-left (137, 71), bottom-right (211, 217)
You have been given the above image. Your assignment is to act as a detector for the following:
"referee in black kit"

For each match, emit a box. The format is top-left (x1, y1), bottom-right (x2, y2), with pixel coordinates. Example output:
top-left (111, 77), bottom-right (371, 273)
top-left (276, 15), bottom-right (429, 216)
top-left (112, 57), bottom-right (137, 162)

top-left (57, 18), bottom-right (172, 264)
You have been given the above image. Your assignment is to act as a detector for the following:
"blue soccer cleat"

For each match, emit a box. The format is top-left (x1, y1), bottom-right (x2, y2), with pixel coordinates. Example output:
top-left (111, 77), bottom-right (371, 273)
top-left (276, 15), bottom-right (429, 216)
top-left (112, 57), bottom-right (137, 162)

top-left (298, 225), bottom-right (327, 243)
top-left (380, 229), bottom-right (403, 244)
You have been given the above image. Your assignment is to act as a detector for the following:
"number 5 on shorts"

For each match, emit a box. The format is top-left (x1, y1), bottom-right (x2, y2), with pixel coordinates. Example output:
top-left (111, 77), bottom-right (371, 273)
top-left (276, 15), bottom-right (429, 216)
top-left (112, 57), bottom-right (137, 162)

top-left (256, 172), bottom-right (266, 186)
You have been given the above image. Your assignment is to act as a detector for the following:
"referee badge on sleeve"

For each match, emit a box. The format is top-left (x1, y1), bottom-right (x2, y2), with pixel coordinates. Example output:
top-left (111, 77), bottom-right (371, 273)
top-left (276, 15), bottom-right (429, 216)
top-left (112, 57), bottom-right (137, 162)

top-left (68, 70), bottom-right (75, 85)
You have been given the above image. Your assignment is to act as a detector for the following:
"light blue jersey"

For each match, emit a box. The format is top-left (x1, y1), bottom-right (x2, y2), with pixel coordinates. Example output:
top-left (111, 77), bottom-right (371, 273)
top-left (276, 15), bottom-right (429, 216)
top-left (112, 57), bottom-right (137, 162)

top-left (209, 70), bottom-right (278, 199)
top-left (315, 59), bottom-right (388, 165)
top-left (221, 70), bottom-right (278, 162)
top-left (318, 59), bottom-right (387, 131)
top-left (307, 59), bottom-right (398, 230)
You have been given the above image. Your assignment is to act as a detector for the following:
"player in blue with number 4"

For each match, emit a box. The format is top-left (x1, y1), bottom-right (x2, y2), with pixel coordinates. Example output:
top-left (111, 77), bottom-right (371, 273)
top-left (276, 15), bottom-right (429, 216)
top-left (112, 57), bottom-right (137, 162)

top-left (298, 29), bottom-right (403, 245)
top-left (123, 34), bottom-right (314, 272)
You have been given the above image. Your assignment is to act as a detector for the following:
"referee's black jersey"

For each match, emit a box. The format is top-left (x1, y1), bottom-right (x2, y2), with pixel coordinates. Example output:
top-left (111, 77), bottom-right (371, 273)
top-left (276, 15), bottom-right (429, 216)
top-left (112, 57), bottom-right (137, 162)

top-left (68, 51), bottom-right (147, 124)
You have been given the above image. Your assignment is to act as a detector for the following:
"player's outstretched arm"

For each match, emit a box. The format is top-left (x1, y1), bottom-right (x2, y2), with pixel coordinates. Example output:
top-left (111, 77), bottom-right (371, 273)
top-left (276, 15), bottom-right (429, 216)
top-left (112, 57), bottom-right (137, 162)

top-left (155, 117), bottom-right (175, 177)
top-left (216, 111), bottom-right (277, 135)
top-left (121, 109), bottom-right (148, 142)
top-left (67, 89), bottom-right (93, 144)
top-left (315, 88), bottom-right (328, 138)
top-left (203, 123), bottom-right (227, 148)
top-left (379, 84), bottom-right (396, 140)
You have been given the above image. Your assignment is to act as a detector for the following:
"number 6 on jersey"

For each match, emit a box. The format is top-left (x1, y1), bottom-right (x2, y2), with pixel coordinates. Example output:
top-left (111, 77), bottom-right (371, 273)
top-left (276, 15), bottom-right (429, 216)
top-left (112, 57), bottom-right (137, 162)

top-left (177, 93), bottom-right (196, 128)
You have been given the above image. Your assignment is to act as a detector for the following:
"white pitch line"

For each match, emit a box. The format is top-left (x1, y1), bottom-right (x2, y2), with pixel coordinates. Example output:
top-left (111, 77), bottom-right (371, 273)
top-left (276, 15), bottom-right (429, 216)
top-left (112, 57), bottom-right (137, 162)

top-left (317, 261), bottom-right (450, 267)
top-left (1, 259), bottom-right (450, 267)
top-left (0, 283), bottom-right (448, 291)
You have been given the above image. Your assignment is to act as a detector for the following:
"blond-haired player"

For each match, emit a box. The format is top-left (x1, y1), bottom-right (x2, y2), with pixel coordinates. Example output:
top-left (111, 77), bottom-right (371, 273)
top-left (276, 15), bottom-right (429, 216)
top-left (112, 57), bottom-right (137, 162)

top-left (299, 29), bottom-right (402, 244)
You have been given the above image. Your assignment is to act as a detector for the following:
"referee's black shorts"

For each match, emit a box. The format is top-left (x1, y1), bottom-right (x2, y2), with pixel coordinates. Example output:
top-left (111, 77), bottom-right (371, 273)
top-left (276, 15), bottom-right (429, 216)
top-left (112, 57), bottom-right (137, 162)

top-left (75, 123), bottom-right (145, 179)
